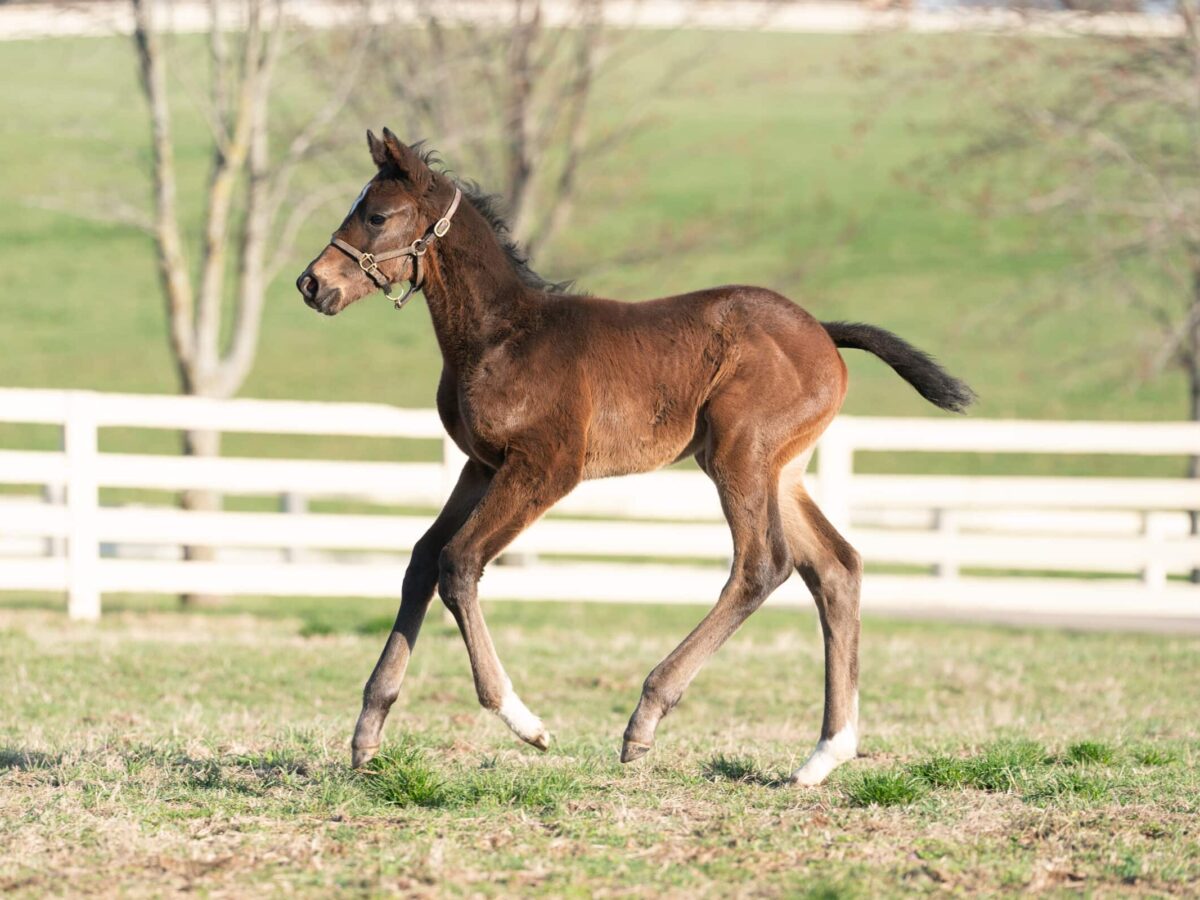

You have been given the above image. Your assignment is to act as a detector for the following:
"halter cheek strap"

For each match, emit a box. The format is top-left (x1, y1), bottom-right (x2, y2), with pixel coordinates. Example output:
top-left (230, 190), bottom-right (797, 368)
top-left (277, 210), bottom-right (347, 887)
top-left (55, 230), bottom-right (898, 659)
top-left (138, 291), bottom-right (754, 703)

top-left (329, 186), bottom-right (462, 310)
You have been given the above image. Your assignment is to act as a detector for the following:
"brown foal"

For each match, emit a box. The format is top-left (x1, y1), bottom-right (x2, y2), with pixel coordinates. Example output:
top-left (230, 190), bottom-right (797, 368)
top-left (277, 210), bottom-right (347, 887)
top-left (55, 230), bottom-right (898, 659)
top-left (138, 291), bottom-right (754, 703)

top-left (297, 130), bottom-right (974, 785)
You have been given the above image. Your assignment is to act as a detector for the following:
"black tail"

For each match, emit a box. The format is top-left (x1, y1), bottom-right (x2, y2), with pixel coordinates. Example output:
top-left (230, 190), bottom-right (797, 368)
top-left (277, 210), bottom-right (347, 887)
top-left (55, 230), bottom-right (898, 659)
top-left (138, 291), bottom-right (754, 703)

top-left (822, 321), bottom-right (976, 413)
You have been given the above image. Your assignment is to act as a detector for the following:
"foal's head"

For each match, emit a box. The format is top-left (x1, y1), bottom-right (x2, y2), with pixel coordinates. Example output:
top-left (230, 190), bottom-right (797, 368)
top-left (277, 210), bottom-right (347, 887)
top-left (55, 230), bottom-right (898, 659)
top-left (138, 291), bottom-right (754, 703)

top-left (296, 128), bottom-right (452, 316)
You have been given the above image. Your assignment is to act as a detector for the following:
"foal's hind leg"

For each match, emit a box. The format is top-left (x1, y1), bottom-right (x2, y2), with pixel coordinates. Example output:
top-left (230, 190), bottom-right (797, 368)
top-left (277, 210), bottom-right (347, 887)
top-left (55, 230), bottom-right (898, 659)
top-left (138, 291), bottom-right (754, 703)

top-left (351, 461), bottom-right (491, 768)
top-left (779, 464), bottom-right (863, 786)
top-left (621, 438), bottom-right (793, 762)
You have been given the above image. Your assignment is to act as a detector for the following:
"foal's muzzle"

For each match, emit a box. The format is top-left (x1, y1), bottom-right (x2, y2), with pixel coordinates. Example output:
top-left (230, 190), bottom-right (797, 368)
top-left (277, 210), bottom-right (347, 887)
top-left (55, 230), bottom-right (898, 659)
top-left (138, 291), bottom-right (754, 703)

top-left (297, 271), bottom-right (319, 304)
top-left (296, 270), bottom-right (342, 315)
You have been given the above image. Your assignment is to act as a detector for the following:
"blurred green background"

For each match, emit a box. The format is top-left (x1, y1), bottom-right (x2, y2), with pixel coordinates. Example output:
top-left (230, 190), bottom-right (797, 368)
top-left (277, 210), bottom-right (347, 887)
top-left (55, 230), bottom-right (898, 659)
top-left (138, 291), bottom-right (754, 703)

top-left (0, 31), bottom-right (1183, 473)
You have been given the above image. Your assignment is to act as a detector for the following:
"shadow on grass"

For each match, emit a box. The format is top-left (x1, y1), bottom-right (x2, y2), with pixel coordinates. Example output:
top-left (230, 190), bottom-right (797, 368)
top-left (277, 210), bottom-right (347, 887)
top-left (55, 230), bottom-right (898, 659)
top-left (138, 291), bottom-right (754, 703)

top-left (701, 753), bottom-right (790, 788)
top-left (230, 748), bottom-right (312, 779)
top-left (14, 741), bottom-right (355, 803)
top-left (0, 748), bottom-right (60, 770)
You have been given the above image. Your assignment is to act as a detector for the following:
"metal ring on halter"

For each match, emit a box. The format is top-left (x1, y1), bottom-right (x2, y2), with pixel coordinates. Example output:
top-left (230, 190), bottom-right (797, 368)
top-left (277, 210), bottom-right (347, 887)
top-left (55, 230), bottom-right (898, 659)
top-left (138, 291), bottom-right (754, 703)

top-left (384, 281), bottom-right (419, 310)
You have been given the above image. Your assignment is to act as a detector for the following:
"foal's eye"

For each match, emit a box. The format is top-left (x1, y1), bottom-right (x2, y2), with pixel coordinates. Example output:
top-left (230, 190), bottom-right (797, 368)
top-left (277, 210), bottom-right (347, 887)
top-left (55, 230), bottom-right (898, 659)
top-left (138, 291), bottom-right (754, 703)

top-left (368, 214), bottom-right (387, 226)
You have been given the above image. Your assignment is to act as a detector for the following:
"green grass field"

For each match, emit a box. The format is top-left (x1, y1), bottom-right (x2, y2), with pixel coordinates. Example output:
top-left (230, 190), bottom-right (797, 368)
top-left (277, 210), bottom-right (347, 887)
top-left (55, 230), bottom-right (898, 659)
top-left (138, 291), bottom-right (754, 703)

top-left (0, 30), bottom-right (1186, 437)
top-left (1, 597), bottom-right (1197, 896)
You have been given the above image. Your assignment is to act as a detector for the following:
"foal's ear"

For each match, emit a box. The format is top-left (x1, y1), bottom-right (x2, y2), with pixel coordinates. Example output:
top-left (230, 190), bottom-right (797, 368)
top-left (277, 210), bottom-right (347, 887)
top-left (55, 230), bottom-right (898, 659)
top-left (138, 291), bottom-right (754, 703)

top-left (366, 129), bottom-right (389, 169)
top-left (367, 127), bottom-right (432, 194)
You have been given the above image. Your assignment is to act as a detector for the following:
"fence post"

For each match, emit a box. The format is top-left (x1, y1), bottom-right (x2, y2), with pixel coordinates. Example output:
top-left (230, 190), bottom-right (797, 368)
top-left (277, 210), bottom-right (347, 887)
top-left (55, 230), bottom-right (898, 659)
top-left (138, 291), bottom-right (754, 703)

top-left (65, 392), bottom-right (100, 620)
top-left (817, 418), bottom-right (854, 535)
top-left (42, 481), bottom-right (67, 559)
top-left (1141, 512), bottom-right (1167, 591)
top-left (281, 492), bottom-right (307, 563)
top-left (932, 509), bottom-right (959, 580)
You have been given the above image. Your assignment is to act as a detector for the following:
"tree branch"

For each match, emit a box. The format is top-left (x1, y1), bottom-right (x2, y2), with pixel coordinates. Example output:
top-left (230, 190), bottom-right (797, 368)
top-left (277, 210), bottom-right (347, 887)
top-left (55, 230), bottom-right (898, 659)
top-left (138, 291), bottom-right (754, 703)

top-left (262, 16), bottom-right (371, 240)
top-left (131, 0), bottom-right (196, 388)
top-left (193, 0), bottom-right (264, 384)
top-left (23, 194), bottom-right (153, 234)
top-left (505, 0), bottom-right (542, 239)
top-left (209, 0), bottom-right (231, 147)
top-left (524, 0), bottom-right (600, 256)
top-left (213, 0), bottom-right (283, 399)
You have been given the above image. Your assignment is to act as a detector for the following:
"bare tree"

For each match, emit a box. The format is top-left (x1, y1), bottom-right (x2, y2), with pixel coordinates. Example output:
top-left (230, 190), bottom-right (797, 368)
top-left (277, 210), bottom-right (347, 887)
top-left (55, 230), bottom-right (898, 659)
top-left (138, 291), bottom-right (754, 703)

top-left (350, 0), bottom-right (602, 257)
top-left (330, 0), bottom-right (764, 278)
top-left (882, 1), bottom-right (1200, 571)
top-left (131, 0), bottom-right (363, 601)
top-left (920, 7), bottom-right (1200, 413)
top-left (359, 0), bottom-right (682, 259)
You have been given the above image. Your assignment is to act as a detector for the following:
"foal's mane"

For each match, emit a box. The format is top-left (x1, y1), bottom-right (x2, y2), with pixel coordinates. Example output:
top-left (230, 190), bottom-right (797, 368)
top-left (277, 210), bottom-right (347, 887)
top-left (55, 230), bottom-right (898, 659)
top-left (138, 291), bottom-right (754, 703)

top-left (411, 145), bottom-right (577, 296)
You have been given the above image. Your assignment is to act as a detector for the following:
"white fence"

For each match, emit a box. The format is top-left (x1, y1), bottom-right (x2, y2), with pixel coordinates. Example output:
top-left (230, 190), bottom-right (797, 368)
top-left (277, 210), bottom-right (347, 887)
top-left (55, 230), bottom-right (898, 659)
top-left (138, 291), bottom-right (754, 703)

top-left (1, 387), bottom-right (1198, 623)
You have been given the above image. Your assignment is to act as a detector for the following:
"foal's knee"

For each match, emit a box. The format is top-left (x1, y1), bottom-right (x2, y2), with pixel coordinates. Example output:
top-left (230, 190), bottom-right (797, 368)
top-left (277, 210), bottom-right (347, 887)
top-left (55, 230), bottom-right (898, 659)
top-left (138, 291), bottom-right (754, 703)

top-left (437, 547), bottom-right (481, 611)
top-left (830, 546), bottom-right (862, 599)
top-left (740, 544), bottom-right (793, 601)
top-left (801, 544), bottom-right (862, 615)
top-left (402, 536), bottom-right (442, 598)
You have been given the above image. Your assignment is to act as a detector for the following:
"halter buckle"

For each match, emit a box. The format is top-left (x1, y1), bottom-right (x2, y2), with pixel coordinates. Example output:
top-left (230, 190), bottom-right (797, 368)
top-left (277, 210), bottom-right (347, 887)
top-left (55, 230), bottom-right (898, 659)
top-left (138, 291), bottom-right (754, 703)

top-left (358, 253), bottom-right (377, 273)
top-left (433, 217), bottom-right (451, 238)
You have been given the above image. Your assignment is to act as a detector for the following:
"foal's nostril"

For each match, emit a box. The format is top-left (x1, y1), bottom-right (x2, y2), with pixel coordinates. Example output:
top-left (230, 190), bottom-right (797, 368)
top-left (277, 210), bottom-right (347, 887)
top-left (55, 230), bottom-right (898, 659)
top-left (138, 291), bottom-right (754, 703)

top-left (297, 272), bottom-right (319, 300)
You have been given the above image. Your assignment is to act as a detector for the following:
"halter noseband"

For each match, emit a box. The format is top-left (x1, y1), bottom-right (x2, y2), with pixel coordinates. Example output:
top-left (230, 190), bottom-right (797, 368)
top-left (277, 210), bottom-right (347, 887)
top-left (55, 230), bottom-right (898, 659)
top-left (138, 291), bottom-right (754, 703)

top-left (329, 186), bottom-right (462, 310)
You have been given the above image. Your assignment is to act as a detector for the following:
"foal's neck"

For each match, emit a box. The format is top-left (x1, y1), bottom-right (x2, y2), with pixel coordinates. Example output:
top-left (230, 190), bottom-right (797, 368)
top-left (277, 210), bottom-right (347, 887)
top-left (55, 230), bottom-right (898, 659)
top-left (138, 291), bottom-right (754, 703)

top-left (420, 205), bottom-right (537, 371)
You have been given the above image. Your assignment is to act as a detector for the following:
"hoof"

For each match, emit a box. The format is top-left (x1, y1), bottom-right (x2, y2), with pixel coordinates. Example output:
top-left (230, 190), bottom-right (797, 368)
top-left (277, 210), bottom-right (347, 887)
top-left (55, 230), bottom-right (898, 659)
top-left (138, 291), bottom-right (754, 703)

top-left (497, 691), bottom-right (551, 751)
top-left (620, 739), bottom-right (652, 763)
top-left (789, 737), bottom-right (858, 786)
top-left (351, 744), bottom-right (379, 770)
top-left (787, 765), bottom-right (829, 787)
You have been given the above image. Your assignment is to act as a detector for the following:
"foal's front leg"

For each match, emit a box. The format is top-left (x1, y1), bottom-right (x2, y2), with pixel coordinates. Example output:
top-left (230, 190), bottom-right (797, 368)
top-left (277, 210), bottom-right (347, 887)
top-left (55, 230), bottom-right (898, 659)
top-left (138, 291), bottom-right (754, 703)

top-left (351, 461), bottom-right (491, 768)
top-left (438, 451), bottom-right (582, 749)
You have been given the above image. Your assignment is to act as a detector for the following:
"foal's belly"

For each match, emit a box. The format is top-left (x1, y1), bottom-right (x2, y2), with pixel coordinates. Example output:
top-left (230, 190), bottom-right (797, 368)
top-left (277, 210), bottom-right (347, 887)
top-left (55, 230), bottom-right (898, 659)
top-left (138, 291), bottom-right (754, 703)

top-left (581, 407), bottom-right (703, 480)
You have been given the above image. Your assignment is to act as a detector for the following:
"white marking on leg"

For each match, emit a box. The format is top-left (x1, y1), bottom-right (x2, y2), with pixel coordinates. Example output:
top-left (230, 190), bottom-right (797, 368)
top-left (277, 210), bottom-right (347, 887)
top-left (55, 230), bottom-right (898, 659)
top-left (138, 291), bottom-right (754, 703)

top-left (790, 691), bottom-right (859, 786)
top-left (495, 683), bottom-right (550, 748)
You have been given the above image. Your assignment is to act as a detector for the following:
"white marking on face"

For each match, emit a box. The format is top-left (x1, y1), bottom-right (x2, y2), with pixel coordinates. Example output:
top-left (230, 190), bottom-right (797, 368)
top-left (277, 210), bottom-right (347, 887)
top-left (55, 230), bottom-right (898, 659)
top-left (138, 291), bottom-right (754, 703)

top-left (347, 181), bottom-right (371, 218)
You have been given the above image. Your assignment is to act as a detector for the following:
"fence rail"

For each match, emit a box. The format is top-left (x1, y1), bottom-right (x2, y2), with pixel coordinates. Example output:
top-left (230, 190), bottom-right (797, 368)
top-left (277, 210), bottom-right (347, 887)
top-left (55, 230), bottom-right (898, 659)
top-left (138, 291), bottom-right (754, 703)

top-left (1, 388), bottom-right (1198, 622)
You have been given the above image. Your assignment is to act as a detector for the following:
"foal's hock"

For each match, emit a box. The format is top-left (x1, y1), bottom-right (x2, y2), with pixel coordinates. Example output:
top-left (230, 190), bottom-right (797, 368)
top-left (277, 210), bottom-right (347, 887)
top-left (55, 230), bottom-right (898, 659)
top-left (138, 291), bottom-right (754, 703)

top-left (296, 129), bottom-right (975, 785)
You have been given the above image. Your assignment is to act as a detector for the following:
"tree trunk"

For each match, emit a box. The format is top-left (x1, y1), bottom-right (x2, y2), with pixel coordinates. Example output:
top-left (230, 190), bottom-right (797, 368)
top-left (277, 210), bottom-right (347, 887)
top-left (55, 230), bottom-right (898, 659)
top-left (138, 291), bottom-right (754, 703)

top-left (132, 0), bottom-right (328, 610)
top-left (181, 425), bottom-right (222, 606)
top-left (1188, 291), bottom-right (1200, 583)
top-left (504, 0), bottom-right (539, 239)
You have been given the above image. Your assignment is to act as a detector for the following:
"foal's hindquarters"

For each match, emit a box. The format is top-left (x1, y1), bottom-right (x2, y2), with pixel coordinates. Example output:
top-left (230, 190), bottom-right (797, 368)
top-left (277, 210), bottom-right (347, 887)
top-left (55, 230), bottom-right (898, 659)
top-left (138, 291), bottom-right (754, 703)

top-left (618, 310), bottom-right (863, 785)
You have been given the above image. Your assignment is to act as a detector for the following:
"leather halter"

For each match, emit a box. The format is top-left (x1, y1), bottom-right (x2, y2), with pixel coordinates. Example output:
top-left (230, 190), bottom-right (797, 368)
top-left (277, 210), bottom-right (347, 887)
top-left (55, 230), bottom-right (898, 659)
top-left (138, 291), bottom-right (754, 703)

top-left (329, 186), bottom-right (462, 310)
